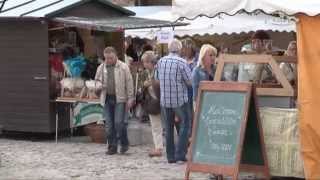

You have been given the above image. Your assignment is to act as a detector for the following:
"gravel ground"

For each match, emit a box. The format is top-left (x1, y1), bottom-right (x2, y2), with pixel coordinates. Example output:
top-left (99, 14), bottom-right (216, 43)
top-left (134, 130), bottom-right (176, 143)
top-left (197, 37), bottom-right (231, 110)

top-left (0, 138), bottom-right (210, 180)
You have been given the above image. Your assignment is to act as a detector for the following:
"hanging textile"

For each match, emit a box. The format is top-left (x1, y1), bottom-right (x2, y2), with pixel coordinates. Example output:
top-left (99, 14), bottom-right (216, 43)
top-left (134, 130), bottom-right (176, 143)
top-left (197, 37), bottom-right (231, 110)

top-left (296, 14), bottom-right (320, 179)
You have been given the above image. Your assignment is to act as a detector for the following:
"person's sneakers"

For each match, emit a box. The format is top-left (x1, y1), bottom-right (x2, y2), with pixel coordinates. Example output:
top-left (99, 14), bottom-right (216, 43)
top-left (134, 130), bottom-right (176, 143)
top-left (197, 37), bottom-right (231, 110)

top-left (176, 157), bottom-right (187, 164)
top-left (168, 160), bottom-right (176, 164)
top-left (177, 157), bottom-right (187, 161)
top-left (120, 145), bottom-right (129, 154)
top-left (176, 160), bottom-right (186, 165)
top-left (106, 146), bottom-right (117, 155)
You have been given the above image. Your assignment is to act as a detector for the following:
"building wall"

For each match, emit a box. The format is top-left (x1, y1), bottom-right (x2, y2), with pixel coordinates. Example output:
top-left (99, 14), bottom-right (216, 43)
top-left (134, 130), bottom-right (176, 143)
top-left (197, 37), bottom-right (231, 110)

top-left (137, 0), bottom-right (172, 6)
top-left (111, 0), bottom-right (171, 6)
top-left (0, 19), bottom-right (52, 132)
top-left (54, 1), bottom-right (127, 18)
top-left (111, 0), bottom-right (135, 6)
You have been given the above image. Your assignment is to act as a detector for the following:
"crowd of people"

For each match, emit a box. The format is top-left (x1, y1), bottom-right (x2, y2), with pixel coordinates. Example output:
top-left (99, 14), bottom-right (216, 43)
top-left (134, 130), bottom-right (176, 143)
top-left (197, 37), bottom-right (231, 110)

top-left (94, 30), bottom-right (298, 164)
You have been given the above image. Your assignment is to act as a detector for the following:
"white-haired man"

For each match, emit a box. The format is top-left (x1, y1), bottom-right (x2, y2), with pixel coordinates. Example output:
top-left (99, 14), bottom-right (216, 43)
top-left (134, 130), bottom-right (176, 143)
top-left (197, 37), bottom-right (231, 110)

top-left (155, 39), bottom-right (192, 164)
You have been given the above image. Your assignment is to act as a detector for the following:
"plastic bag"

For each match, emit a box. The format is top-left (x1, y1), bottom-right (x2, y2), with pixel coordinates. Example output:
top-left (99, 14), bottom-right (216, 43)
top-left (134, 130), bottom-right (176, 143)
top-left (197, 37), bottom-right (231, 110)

top-left (60, 78), bottom-right (84, 97)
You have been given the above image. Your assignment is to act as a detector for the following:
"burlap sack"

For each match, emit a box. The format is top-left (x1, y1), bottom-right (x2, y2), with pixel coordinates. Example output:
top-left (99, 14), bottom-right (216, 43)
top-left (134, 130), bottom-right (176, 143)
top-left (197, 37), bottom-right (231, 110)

top-left (260, 107), bottom-right (304, 178)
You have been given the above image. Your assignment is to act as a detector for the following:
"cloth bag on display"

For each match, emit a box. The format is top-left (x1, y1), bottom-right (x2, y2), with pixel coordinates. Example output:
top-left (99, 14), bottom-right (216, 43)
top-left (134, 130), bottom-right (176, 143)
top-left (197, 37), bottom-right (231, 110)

top-left (260, 107), bottom-right (304, 178)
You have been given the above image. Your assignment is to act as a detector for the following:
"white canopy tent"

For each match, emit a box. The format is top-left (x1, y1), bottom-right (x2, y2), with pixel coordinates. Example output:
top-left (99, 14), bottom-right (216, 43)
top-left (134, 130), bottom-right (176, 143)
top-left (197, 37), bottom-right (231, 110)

top-left (172, 0), bottom-right (320, 20)
top-left (125, 6), bottom-right (295, 39)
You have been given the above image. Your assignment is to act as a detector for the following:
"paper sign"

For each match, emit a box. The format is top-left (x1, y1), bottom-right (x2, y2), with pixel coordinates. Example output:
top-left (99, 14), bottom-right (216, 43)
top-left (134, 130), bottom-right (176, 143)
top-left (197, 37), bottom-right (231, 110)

top-left (156, 30), bottom-right (174, 44)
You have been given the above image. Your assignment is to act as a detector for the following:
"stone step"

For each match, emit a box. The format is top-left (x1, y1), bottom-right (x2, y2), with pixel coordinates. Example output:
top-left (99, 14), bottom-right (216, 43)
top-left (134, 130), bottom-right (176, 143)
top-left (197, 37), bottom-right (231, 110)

top-left (127, 119), bottom-right (179, 147)
top-left (127, 120), bottom-right (153, 146)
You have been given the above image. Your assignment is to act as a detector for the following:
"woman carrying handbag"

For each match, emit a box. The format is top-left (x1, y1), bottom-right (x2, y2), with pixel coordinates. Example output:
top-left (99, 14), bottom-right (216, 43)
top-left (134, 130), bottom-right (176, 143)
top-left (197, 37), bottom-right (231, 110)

top-left (141, 51), bottom-right (163, 157)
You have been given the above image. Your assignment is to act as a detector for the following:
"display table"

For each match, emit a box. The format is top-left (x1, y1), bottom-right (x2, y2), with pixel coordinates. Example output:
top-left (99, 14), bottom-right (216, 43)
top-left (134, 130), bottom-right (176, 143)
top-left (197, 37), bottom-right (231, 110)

top-left (54, 97), bottom-right (102, 143)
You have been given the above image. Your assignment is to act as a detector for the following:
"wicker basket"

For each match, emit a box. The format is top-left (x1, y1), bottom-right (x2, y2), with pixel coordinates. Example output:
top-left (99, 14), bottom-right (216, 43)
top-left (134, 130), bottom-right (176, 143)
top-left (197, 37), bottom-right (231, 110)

top-left (85, 123), bottom-right (106, 144)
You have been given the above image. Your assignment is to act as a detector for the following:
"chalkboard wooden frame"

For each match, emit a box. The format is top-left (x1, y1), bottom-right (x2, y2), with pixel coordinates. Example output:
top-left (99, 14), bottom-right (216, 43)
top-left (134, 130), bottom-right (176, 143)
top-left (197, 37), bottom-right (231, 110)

top-left (185, 82), bottom-right (270, 180)
top-left (214, 54), bottom-right (295, 97)
top-left (239, 84), bottom-right (270, 179)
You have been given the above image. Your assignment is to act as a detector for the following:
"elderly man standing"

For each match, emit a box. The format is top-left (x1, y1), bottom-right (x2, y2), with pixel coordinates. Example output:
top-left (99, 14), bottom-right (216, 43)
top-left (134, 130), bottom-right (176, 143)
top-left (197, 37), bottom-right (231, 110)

top-left (155, 39), bottom-right (192, 163)
top-left (95, 47), bottom-right (134, 155)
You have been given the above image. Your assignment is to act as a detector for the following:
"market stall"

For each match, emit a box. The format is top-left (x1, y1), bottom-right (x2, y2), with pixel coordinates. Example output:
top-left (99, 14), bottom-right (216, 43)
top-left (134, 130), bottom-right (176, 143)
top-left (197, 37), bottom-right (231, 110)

top-left (125, 6), bottom-right (296, 54)
top-left (173, 0), bottom-right (320, 178)
top-left (0, 0), bottom-right (185, 134)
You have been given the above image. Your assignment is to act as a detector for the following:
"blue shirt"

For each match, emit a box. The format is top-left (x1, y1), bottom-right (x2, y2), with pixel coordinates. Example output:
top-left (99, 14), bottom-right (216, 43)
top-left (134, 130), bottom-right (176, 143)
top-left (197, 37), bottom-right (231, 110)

top-left (155, 53), bottom-right (192, 108)
top-left (192, 65), bottom-right (216, 101)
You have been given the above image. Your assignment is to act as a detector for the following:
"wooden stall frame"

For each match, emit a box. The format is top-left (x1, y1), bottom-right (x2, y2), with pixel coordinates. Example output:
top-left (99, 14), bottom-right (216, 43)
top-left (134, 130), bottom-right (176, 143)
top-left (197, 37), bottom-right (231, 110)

top-left (185, 82), bottom-right (270, 180)
top-left (214, 54), bottom-right (296, 97)
top-left (239, 85), bottom-right (270, 179)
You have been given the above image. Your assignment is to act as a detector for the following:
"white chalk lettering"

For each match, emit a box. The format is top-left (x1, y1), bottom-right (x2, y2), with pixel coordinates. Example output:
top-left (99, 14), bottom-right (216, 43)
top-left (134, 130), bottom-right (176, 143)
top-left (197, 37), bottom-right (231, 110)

top-left (210, 143), bottom-right (232, 152)
top-left (208, 105), bottom-right (237, 116)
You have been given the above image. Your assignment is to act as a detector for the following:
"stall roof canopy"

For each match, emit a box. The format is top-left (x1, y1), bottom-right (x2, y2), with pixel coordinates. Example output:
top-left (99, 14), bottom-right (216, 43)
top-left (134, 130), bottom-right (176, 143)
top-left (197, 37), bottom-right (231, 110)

top-left (173, 0), bottom-right (320, 20)
top-left (0, 0), bottom-right (134, 17)
top-left (125, 6), bottom-right (295, 38)
top-left (53, 16), bottom-right (186, 31)
top-left (0, 0), bottom-right (186, 31)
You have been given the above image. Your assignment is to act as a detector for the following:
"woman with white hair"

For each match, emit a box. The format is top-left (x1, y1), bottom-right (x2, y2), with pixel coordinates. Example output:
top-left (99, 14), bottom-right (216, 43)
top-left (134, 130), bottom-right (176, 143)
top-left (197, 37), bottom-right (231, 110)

top-left (192, 44), bottom-right (218, 102)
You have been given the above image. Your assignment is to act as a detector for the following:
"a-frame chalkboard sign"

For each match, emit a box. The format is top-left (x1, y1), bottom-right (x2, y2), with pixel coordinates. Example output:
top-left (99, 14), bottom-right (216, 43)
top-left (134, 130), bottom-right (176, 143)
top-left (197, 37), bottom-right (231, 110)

top-left (185, 82), bottom-right (270, 180)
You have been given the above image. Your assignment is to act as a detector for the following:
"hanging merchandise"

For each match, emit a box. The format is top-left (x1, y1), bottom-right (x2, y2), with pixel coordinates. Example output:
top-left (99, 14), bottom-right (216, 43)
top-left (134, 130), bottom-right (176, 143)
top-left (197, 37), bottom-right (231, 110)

top-left (64, 55), bottom-right (87, 77)
top-left (49, 54), bottom-right (64, 73)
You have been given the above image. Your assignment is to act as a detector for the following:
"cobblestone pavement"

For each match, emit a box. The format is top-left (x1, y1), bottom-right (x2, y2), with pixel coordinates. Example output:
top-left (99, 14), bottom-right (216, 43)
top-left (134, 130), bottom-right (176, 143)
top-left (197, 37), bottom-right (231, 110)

top-left (0, 138), bottom-right (209, 180)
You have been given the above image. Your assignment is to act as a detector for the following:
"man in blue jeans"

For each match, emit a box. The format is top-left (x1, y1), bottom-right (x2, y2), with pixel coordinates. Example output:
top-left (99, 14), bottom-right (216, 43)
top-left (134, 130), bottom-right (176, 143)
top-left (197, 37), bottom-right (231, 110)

top-left (95, 47), bottom-right (134, 155)
top-left (155, 39), bottom-right (192, 163)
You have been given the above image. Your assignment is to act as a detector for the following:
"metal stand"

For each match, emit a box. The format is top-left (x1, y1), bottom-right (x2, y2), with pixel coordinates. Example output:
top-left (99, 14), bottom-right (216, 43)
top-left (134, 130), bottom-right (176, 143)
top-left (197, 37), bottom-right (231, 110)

top-left (54, 98), bottom-right (77, 143)
top-left (69, 103), bottom-right (74, 138)
top-left (54, 98), bottom-right (100, 143)
top-left (55, 111), bottom-right (58, 143)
